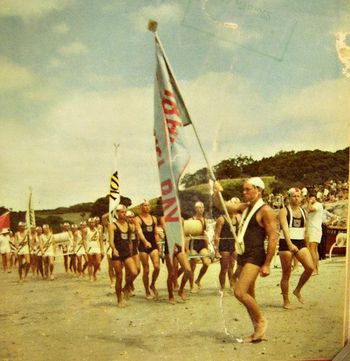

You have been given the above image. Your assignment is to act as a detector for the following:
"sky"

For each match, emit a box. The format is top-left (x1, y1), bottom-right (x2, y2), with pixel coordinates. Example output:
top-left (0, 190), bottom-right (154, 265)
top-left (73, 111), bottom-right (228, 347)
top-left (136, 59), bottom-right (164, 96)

top-left (0, 0), bottom-right (349, 211)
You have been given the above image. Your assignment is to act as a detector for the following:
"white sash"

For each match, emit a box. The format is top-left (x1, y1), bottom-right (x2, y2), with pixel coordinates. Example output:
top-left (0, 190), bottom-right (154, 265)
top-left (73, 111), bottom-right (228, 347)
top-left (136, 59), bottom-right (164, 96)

top-left (280, 206), bottom-right (306, 240)
top-left (236, 199), bottom-right (265, 255)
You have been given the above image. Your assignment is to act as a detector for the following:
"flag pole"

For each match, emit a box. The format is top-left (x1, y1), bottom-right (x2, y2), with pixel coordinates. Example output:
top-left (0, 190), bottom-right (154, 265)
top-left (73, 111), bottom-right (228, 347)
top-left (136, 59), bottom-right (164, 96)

top-left (148, 20), bottom-right (238, 242)
top-left (109, 143), bottom-right (121, 223)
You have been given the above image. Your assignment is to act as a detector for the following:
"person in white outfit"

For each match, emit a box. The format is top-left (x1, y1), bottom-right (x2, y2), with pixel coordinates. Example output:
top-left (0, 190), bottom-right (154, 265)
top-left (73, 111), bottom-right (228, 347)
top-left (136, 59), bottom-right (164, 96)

top-left (306, 190), bottom-right (323, 275)
top-left (0, 228), bottom-right (12, 273)
top-left (15, 222), bottom-right (31, 282)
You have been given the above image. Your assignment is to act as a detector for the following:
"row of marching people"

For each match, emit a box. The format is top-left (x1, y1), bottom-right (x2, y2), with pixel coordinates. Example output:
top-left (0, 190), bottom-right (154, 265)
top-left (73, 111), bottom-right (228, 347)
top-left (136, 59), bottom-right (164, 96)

top-left (0, 217), bottom-right (108, 282)
top-left (0, 183), bottom-right (324, 316)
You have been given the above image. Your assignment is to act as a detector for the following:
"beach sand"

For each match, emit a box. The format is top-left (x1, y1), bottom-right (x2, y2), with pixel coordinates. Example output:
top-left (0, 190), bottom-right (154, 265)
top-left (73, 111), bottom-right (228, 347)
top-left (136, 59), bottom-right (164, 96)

top-left (0, 256), bottom-right (346, 361)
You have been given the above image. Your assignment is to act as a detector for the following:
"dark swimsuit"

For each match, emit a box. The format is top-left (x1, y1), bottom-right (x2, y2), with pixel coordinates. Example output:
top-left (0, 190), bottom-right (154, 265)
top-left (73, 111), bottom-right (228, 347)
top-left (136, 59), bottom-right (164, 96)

top-left (164, 234), bottom-right (182, 256)
top-left (237, 205), bottom-right (266, 267)
top-left (218, 216), bottom-right (237, 253)
top-left (137, 216), bottom-right (158, 254)
top-left (111, 223), bottom-right (131, 261)
top-left (130, 228), bottom-right (138, 256)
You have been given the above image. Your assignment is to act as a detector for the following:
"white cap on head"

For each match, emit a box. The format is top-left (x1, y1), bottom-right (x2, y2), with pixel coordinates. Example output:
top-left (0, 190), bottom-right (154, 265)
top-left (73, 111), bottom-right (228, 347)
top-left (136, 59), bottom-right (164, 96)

top-left (246, 177), bottom-right (265, 190)
top-left (43, 224), bottom-right (49, 229)
top-left (18, 221), bottom-right (25, 227)
top-left (116, 204), bottom-right (126, 211)
top-left (194, 201), bottom-right (204, 208)
top-left (288, 187), bottom-right (301, 196)
top-left (126, 210), bottom-right (135, 217)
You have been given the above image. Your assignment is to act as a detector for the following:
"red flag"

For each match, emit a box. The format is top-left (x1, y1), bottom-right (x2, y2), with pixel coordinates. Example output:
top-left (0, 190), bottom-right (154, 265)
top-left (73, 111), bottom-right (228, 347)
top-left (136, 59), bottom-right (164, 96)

top-left (0, 212), bottom-right (10, 230)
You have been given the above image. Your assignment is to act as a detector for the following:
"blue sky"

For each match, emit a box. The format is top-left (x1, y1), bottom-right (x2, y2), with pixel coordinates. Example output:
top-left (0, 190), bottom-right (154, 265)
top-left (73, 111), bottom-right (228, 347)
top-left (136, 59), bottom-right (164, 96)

top-left (0, 0), bottom-right (349, 211)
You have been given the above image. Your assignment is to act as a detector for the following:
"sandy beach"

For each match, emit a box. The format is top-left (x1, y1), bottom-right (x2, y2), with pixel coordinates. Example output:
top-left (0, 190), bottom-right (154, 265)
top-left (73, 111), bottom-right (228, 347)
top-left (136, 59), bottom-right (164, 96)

top-left (0, 255), bottom-right (346, 361)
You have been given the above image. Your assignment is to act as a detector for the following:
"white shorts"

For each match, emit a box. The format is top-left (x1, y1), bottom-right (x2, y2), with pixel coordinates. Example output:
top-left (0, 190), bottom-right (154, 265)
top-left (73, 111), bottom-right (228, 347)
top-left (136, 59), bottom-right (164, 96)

top-left (308, 229), bottom-right (322, 244)
top-left (76, 247), bottom-right (86, 256)
top-left (43, 245), bottom-right (55, 258)
top-left (87, 242), bottom-right (101, 255)
top-left (18, 245), bottom-right (30, 255)
top-left (0, 243), bottom-right (11, 254)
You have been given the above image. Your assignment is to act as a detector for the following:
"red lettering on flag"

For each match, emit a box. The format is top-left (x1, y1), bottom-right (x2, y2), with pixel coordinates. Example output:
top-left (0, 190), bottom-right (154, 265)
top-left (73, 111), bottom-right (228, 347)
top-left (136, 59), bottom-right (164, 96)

top-left (161, 179), bottom-right (179, 222)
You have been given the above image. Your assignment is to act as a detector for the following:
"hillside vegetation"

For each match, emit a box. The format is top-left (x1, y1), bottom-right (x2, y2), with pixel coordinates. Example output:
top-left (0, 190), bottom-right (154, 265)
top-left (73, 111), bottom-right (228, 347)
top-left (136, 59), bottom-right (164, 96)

top-left (2, 148), bottom-right (348, 230)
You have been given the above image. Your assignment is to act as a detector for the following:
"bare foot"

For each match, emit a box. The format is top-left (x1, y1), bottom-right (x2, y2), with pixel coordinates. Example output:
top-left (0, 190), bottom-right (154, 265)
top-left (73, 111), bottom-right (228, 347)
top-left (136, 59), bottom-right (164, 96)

top-left (283, 303), bottom-right (295, 310)
top-left (123, 290), bottom-right (130, 301)
top-left (194, 281), bottom-right (201, 289)
top-left (178, 290), bottom-right (187, 301)
top-left (293, 290), bottom-right (305, 304)
top-left (145, 294), bottom-right (154, 300)
top-left (253, 317), bottom-right (267, 342)
top-left (242, 334), bottom-right (255, 343)
top-left (150, 285), bottom-right (159, 299)
top-left (190, 284), bottom-right (199, 293)
top-left (168, 298), bottom-right (176, 305)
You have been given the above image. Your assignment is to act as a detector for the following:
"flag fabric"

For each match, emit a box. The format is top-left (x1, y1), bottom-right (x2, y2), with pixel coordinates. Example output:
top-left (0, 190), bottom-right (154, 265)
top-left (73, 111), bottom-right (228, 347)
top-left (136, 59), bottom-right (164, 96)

top-left (109, 170), bottom-right (121, 222)
top-left (154, 37), bottom-right (191, 257)
top-left (25, 190), bottom-right (35, 229)
top-left (0, 212), bottom-right (10, 231)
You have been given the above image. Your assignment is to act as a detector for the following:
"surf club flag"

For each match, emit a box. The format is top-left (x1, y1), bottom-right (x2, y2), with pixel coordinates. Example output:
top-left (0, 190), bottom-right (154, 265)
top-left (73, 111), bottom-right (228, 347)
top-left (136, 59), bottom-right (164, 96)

top-left (109, 170), bottom-right (121, 222)
top-left (0, 212), bottom-right (10, 231)
top-left (154, 36), bottom-right (191, 257)
top-left (25, 189), bottom-right (35, 229)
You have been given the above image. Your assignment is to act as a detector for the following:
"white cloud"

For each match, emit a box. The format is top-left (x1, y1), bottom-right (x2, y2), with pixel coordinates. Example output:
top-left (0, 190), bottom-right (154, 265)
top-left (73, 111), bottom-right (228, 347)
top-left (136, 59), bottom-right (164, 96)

top-left (58, 42), bottom-right (88, 57)
top-left (52, 23), bottom-right (70, 34)
top-left (0, 0), bottom-right (74, 20)
top-left (0, 57), bottom-right (34, 92)
top-left (129, 3), bottom-right (184, 32)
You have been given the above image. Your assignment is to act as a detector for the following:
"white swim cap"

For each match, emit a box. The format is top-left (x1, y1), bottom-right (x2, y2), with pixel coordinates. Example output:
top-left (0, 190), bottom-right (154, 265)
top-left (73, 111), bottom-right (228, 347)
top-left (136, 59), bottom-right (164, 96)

top-left (246, 177), bottom-right (265, 190)
top-left (126, 210), bottom-right (135, 217)
top-left (194, 201), bottom-right (204, 208)
top-left (288, 187), bottom-right (301, 196)
top-left (116, 204), bottom-right (126, 211)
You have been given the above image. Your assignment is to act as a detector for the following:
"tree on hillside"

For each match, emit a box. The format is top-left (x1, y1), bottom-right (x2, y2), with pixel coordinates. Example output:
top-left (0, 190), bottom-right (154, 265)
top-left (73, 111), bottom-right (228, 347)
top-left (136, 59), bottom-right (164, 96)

top-left (180, 167), bottom-right (210, 188)
top-left (214, 159), bottom-right (240, 179)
